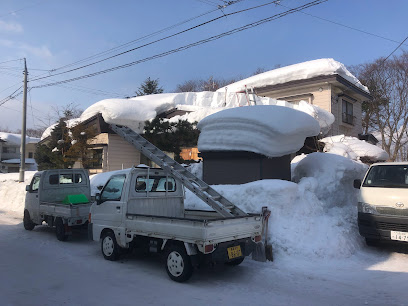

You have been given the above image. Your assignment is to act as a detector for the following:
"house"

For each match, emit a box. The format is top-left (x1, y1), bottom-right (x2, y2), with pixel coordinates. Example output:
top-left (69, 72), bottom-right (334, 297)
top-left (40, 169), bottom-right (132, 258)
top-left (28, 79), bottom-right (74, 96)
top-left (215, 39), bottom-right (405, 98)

top-left (218, 58), bottom-right (372, 138)
top-left (0, 132), bottom-right (39, 173)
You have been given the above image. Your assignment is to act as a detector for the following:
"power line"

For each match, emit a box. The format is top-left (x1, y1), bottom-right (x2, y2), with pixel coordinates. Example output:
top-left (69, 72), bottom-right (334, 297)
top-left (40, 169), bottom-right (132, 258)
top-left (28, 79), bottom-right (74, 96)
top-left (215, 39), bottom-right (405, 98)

top-left (30, 0), bottom-right (280, 83)
top-left (40, 2), bottom-right (245, 75)
top-left (383, 35), bottom-right (408, 62)
top-left (0, 0), bottom-right (48, 18)
top-left (277, 2), bottom-right (408, 47)
top-left (32, 0), bottom-right (328, 89)
top-left (0, 59), bottom-right (23, 65)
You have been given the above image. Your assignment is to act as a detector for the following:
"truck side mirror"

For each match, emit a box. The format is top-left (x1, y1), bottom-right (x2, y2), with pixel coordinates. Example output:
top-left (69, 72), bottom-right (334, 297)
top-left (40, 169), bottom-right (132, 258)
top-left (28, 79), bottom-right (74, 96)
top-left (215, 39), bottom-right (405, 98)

top-left (25, 185), bottom-right (31, 192)
top-left (95, 193), bottom-right (102, 205)
top-left (353, 179), bottom-right (361, 189)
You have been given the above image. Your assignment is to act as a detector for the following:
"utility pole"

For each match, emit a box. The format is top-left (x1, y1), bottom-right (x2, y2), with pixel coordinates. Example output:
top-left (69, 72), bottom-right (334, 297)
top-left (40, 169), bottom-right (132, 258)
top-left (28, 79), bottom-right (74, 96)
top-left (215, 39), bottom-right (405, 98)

top-left (19, 58), bottom-right (28, 182)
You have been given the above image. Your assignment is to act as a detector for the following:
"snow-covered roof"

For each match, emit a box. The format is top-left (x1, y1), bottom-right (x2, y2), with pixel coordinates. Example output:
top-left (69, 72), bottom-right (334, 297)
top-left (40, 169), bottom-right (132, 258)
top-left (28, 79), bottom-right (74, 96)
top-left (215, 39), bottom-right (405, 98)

top-left (1, 158), bottom-right (36, 164)
top-left (216, 58), bottom-right (369, 94)
top-left (0, 132), bottom-right (40, 145)
top-left (197, 105), bottom-right (320, 158)
top-left (320, 135), bottom-right (389, 162)
top-left (41, 118), bottom-right (81, 140)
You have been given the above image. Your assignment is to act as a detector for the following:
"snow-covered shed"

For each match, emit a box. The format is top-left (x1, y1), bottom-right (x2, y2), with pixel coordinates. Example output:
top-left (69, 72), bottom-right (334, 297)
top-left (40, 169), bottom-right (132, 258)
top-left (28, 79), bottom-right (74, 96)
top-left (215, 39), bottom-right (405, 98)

top-left (197, 106), bottom-right (321, 184)
top-left (217, 58), bottom-right (372, 138)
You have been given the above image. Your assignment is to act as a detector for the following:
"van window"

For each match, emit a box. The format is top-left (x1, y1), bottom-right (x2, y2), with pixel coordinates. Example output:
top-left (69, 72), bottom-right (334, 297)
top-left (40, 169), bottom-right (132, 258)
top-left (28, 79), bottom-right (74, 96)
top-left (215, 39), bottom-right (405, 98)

top-left (363, 165), bottom-right (408, 188)
top-left (31, 176), bottom-right (41, 192)
top-left (136, 176), bottom-right (176, 192)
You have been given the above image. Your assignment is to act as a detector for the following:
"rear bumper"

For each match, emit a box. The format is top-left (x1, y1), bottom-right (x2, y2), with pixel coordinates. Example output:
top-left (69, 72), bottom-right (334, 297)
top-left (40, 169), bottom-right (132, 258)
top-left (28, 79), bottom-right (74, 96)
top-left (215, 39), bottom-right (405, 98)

top-left (358, 212), bottom-right (408, 241)
top-left (204, 238), bottom-right (256, 263)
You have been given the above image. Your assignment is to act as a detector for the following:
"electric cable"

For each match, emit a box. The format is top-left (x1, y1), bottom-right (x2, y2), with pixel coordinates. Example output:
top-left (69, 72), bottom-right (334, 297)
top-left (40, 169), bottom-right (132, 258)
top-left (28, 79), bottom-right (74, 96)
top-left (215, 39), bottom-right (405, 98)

top-left (31, 0), bottom-right (328, 89)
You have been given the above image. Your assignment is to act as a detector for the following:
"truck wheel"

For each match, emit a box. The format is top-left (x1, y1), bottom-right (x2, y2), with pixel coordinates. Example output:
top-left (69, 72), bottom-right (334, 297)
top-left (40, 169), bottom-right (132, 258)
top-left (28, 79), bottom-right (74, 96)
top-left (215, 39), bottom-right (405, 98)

top-left (165, 245), bottom-right (193, 282)
top-left (225, 257), bottom-right (245, 266)
top-left (101, 231), bottom-right (120, 261)
top-left (23, 210), bottom-right (35, 231)
top-left (55, 217), bottom-right (68, 241)
top-left (365, 238), bottom-right (378, 247)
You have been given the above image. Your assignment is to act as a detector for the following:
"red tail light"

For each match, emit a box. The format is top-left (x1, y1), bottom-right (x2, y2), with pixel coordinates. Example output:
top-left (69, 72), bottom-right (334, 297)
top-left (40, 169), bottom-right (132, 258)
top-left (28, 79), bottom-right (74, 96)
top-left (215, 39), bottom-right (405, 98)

top-left (204, 244), bottom-right (214, 253)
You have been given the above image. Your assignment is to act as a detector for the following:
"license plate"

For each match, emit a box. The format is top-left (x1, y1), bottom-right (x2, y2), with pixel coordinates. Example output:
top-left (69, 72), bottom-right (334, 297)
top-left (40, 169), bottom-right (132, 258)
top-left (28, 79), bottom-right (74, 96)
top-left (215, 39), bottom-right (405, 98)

top-left (227, 245), bottom-right (242, 259)
top-left (390, 231), bottom-right (408, 242)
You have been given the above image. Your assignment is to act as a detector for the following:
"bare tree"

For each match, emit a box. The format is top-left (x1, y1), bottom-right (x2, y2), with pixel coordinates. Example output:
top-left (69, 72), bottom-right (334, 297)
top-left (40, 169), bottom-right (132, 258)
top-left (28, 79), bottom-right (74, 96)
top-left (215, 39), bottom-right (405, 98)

top-left (353, 52), bottom-right (408, 161)
top-left (175, 76), bottom-right (239, 93)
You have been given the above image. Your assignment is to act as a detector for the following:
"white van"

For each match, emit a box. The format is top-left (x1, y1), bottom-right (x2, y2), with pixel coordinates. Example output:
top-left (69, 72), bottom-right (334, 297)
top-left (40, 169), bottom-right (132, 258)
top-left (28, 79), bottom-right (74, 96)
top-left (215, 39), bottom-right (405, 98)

top-left (354, 162), bottom-right (408, 245)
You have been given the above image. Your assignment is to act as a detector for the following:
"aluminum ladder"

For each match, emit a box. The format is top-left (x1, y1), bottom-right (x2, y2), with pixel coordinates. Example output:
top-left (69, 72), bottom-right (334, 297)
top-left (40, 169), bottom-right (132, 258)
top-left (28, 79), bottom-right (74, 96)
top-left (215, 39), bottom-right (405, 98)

top-left (110, 124), bottom-right (247, 218)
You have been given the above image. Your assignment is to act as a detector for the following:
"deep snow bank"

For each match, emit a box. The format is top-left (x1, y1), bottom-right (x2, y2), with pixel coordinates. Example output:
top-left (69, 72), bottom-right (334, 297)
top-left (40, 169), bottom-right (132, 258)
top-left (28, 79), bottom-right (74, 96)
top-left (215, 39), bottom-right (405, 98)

top-left (0, 172), bottom-right (35, 213)
top-left (197, 105), bottom-right (320, 157)
top-left (186, 153), bottom-right (369, 259)
top-left (320, 135), bottom-right (389, 162)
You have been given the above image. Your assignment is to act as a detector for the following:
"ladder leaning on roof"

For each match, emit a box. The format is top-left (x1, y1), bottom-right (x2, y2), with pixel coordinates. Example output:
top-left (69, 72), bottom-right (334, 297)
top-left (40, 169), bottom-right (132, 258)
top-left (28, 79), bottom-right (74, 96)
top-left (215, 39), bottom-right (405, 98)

top-left (110, 124), bottom-right (247, 218)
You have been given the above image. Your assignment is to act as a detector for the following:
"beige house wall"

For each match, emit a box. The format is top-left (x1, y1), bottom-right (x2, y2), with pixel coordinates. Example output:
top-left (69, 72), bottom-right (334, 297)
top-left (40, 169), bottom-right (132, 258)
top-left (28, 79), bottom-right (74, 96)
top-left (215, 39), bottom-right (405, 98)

top-left (106, 134), bottom-right (141, 171)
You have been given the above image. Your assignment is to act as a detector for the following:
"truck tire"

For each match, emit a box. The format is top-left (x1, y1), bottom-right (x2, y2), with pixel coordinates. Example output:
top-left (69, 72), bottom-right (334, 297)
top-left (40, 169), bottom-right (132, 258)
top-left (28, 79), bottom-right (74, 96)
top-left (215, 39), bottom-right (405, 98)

top-left (225, 257), bottom-right (245, 266)
top-left (101, 231), bottom-right (120, 261)
top-left (55, 217), bottom-right (68, 241)
top-left (165, 245), bottom-right (193, 282)
top-left (23, 210), bottom-right (35, 231)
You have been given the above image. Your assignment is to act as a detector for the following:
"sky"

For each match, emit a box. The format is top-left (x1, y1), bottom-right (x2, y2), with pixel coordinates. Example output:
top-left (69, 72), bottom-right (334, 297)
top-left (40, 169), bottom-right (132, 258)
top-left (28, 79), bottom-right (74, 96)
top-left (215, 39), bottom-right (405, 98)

top-left (0, 0), bottom-right (407, 132)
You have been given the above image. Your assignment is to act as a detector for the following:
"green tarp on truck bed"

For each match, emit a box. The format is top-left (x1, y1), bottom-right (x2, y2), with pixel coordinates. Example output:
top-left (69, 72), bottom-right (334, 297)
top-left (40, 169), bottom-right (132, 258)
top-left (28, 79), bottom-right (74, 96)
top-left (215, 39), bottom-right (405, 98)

top-left (62, 194), bottom-right (89, 205)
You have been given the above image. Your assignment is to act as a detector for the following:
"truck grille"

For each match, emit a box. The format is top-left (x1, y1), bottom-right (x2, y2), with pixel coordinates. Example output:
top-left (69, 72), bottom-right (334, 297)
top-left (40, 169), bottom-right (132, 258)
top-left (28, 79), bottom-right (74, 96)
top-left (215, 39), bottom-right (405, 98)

top-left (376, 222), bottom-right (408, 232)
top-left (376, 207), bottom-right (408, 217)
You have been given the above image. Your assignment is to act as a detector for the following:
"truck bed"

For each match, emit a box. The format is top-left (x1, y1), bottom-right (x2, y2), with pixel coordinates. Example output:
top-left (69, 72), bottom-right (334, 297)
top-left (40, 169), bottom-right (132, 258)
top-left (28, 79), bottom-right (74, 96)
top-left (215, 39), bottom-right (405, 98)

top-left (123, 210), bottom-right (262, 245)
top-left (40, 201), bottom-right (92, 218)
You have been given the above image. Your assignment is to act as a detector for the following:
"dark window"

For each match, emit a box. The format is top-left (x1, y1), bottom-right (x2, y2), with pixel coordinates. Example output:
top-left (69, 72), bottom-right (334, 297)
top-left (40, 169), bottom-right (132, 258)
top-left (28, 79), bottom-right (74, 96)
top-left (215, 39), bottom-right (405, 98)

top-left (87, 149), bottom-right (103, 169)
top-left (28, 152), bottom-right (33, 158)
top-left (342, 100), bottom-right (354, 125)
top-left (135, 176), bottom-right (176, 192)
top-left (101, 174), bottom-right (126, 201)
top-left (363, 165), bottom-right (408, 188)
top-left (2, 147), bottom-right (17, 153)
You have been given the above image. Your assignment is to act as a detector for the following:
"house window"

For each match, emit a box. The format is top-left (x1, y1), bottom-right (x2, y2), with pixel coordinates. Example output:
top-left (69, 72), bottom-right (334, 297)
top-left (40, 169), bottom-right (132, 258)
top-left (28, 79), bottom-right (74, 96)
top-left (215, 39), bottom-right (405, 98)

top-left (28, 152), bottom-right (33, 158)
top-left (89, 149), bottom-right (103, 169)
top-left (2, 147), bottom-right (17, 153)
top-left (342, 100), bottom-right (354, 125)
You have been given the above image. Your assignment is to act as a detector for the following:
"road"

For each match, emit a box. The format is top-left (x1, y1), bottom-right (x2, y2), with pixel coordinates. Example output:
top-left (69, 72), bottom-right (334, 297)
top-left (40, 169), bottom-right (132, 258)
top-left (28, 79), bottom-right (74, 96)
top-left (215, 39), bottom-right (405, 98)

top-left (1, 211), bottom-right (408, 306)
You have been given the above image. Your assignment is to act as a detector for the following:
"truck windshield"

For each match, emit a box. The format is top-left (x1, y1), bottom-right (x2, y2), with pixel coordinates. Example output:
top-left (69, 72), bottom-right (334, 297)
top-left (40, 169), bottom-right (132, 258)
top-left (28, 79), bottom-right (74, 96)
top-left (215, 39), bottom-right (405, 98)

top-left (363, 165), bottom-right (408, 188)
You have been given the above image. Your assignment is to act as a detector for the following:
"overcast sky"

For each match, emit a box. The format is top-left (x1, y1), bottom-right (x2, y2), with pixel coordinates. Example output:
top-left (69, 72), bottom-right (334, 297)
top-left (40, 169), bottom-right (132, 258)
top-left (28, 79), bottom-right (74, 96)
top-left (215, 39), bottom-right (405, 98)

top-left (0, 0), bottom-right (407, 132)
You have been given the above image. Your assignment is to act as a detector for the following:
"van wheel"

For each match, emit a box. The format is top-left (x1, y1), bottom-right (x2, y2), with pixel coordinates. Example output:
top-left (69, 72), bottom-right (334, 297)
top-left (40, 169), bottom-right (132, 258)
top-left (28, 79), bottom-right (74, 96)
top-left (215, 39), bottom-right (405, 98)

top-left (55, 217), bottom-right (68, 241)
top-left (23, 210), bottom-right (35, 231)
top-left (165, 245), bottom-right (193, 282)
top-left (365, 238), bottom-right (378, 247)
top-left (225, 257), bottom-right (245, 266)
top-left (101, 231), bottom-right (120, 261)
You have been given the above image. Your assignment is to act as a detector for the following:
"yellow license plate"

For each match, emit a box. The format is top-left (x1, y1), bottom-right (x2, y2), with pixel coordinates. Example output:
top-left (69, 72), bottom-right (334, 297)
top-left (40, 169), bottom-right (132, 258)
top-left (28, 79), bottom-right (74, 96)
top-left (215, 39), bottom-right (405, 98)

top-left (227, 245), bottom-right (242, 259)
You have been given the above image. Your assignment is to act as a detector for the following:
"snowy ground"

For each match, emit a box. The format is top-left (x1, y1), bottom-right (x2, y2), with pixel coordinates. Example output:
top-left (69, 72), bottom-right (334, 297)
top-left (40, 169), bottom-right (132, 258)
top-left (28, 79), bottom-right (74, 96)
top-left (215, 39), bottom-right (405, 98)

top-left (1, 155), bottom-right (408, 305)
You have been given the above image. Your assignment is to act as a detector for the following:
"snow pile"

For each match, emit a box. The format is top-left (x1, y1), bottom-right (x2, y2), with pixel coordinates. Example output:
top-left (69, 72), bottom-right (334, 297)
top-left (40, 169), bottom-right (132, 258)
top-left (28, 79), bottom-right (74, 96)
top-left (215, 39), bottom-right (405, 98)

top-left (0, 132), bottom-right (40, 145)
top-left (217, 58), bottom-right (369, 94)
top-left (320, 135), bottom-right (389, 162)
top-left (186, 153), bottom-right (368, 259)
top-left (197, 105), bottom-right (320, 157)
top-left (0, 172), bottom-right (35, 213)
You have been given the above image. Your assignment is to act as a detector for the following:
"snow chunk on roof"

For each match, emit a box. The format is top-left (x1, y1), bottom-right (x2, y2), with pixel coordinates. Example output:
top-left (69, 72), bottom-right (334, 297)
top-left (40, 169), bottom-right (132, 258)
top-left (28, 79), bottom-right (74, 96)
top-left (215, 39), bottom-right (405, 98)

top-left (41, 118), bottom-right (81, 140)
top-left (0, 132), bottom-right (40, 145)
top-left (320, 135), bottom-right (389, 162)
top-left (217, 58), bottom-right (369, 94)
top-left (197, 105), bottom-right (320, 157)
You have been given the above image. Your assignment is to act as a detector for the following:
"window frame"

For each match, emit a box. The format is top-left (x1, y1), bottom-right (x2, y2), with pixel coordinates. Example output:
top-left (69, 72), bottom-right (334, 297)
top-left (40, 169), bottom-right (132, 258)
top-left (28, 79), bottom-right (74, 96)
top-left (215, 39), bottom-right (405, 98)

top-left (135, 175), bottom-right (176, 193)
top-left (342, 99), bottom-right (354, 125)
top-left (100, 174), bottom-right (127, 202)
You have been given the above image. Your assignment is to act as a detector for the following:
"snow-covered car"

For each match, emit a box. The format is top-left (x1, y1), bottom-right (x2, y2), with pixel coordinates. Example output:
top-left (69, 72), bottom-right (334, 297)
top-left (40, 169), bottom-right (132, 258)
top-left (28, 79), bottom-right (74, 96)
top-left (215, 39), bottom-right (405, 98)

top-left (354, 162), bottom-right (408, 245)
top-left (24, 169), bottom-right (92, 241)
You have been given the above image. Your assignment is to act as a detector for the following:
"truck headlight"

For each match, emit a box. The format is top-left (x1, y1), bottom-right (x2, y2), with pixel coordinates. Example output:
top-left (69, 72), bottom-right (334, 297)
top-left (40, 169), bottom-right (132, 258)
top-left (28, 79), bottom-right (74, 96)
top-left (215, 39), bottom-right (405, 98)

top-left (358, 202), bottom-right (378, 215)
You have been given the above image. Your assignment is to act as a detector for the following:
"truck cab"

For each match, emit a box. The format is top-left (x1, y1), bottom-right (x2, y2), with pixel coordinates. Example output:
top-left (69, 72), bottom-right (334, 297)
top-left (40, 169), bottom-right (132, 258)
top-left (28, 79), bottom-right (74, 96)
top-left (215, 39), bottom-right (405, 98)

top-left (354, 162), bottom-right (408, 245)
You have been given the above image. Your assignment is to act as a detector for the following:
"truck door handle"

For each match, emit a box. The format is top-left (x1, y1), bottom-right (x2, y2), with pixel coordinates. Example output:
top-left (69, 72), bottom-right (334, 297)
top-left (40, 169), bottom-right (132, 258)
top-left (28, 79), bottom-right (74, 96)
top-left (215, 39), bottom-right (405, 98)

top-left (116, 206), bottom-right (120, 209)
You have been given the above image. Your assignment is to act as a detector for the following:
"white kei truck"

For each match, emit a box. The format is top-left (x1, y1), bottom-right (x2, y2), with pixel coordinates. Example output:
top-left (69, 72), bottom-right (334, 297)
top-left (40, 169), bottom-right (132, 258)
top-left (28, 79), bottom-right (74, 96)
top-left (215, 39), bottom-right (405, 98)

top-left (24, 169), bottom-right (92, 241)
top-left (354, 162), bottom-right (408, 246)
top-left (89, 125), bottom-right (268, 282)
